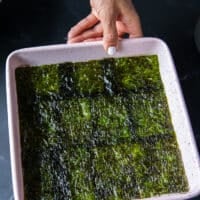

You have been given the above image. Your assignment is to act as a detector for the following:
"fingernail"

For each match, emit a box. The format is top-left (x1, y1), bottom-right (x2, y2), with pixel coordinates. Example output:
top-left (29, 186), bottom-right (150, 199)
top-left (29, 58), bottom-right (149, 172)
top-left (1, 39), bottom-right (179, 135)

top-left (107, 46), bottom-right (116, 56)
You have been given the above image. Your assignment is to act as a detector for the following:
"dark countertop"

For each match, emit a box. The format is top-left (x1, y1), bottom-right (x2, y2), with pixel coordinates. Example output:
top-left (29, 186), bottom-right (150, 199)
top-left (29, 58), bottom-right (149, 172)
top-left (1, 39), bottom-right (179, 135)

top-left (0, 0), bottom-right (200, 199)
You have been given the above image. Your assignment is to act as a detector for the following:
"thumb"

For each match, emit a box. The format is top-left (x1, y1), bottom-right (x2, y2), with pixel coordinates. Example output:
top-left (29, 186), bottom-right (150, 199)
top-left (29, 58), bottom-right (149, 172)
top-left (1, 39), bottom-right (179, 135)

top-left (101, 15), bottom-right (118, 55)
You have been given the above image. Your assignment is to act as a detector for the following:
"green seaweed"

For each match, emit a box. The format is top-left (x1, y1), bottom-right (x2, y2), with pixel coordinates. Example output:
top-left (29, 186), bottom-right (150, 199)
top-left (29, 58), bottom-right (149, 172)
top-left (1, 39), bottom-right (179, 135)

top-left (31, 64), bottom-right (60, 95)
top-left (114, 55), bottom-right (162, 92)
top-left (40, 158), bottom-right (54, 200)
top-left (133, 136), bottom-right (188, 198)
top-left (58, 62), bottom-right (75, 98)
top-left (15, 55), bottom-right (188, 200)
top-left (92, 95), bottom-right (132, 145)
top-left (37, 99), bottom-right (61, 136)
top-left (64, 147), bottom-right (95, 200)
top-left (93, 144), bottom-right (140, 200)
top-left (74, 60), bottom-right (104, 96)
top-left (128, 91), bottom-right (174, 137)
top-left (61, 98), bottom-right (93, 145)
top-left (100, 58), bottom-right (117, 95)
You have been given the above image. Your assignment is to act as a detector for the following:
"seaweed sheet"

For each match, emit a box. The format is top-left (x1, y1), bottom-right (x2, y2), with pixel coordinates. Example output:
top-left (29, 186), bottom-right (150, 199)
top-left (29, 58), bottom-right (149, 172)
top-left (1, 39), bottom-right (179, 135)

top-left (15, 55), bottom-right (188, 200)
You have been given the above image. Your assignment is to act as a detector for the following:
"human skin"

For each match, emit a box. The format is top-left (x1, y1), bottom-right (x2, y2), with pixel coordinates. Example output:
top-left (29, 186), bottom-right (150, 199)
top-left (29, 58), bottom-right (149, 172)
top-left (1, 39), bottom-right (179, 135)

top-left (67, 0), bottom-right (143, 55)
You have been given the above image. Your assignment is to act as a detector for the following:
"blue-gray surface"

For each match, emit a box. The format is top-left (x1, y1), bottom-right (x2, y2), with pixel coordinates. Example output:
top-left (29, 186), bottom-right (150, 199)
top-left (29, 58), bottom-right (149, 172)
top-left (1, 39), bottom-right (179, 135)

top-left (0, 0), bottom-right (200, 199)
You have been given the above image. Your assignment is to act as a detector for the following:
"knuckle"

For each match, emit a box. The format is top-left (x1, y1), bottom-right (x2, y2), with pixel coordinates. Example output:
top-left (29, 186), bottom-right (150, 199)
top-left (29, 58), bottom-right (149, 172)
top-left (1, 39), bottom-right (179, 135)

top-left (84, 16), bottom-right (91, 23)
top-left (78, 17), bottom-right (90, 27)
top-left (95, 7), bottom-right (104, 18)
top-left (104, 33), bottom-right (117, 42)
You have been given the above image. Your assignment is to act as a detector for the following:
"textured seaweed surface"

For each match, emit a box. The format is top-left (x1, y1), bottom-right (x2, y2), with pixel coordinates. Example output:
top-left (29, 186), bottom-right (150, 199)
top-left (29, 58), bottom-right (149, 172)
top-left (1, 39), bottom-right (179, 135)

top-left (15, 55), bottom-right (188, 200)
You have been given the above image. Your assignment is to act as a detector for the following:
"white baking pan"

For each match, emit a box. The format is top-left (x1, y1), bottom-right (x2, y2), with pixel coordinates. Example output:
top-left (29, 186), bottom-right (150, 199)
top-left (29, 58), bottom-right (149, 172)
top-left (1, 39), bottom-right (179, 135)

top-left (6, 38), bottom-right (200, 200)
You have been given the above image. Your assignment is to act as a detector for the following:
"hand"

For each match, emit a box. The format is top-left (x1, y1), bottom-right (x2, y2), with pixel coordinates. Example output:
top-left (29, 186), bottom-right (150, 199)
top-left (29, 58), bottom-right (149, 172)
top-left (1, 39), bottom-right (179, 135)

top-left (67, 0), bottom-right (143, 55)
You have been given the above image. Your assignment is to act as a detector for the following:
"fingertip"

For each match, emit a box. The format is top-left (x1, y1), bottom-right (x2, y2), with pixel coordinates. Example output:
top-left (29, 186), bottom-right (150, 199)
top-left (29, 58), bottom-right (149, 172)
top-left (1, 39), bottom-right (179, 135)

top-left (103, 33), bottom-right (117, 52)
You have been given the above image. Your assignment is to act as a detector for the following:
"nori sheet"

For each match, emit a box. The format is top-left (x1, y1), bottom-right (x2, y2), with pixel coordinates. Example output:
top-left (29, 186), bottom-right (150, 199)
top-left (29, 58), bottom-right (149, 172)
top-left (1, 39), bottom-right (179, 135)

top-left (15, 55), bottom-right (188, 200)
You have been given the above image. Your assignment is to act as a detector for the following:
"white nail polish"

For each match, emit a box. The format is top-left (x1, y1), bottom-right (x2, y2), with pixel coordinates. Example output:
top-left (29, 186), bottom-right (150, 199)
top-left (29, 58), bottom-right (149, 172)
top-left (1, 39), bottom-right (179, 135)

top-left (107, 46), bottom-right (116, 56)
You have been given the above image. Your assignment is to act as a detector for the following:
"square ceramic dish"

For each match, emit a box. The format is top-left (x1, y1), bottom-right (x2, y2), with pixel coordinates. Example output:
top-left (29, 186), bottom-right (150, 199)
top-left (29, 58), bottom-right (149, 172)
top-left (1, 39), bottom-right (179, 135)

top-left (6, 38), bottom-right (200, 200)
